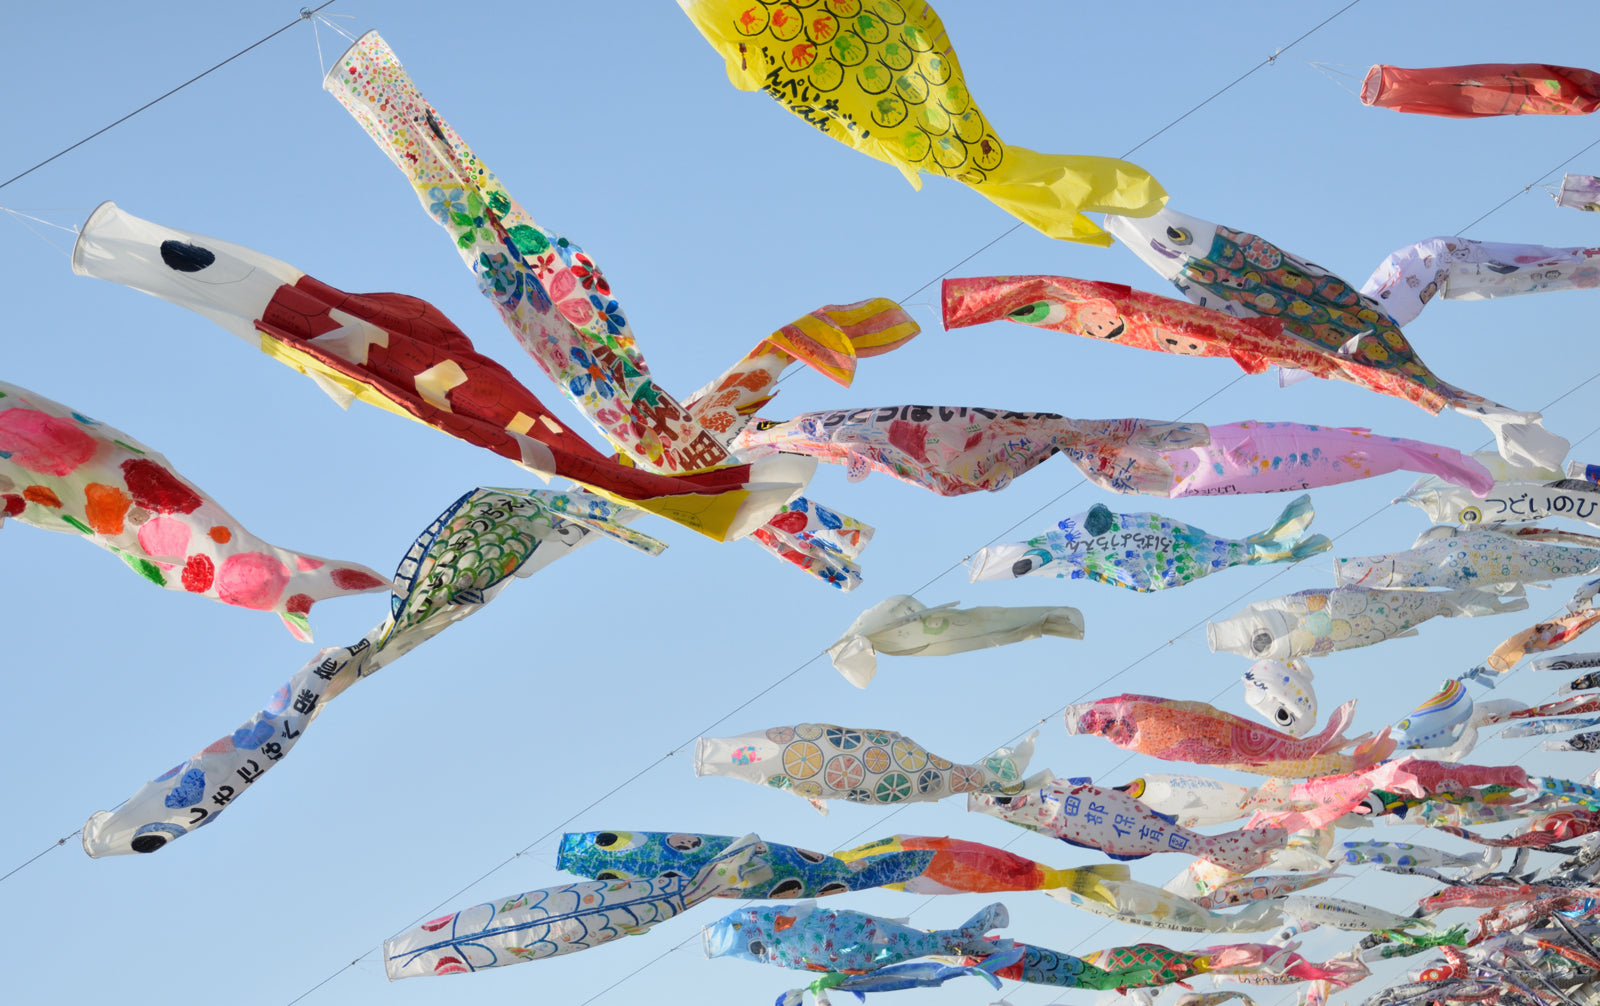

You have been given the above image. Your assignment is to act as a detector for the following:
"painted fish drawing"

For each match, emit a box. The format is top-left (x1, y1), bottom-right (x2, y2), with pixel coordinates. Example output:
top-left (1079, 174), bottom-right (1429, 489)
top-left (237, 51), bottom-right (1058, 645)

top-left (695, 724), bottom-right (1043, 810)
top-left (384, 834), bottom-right (769, 977)
top-left (968, 777), bottom-right (1287, 872)
top-left (702, 900), bottom-right (1010, 973)
top-left (970, 494), bottom-right (1328, 591)
top-left (1242, 657), bottom-right (1317, 736)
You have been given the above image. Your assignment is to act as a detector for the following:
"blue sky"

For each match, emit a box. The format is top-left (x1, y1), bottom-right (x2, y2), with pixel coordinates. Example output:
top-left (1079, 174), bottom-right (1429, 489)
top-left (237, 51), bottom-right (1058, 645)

top-left (3, 3), bottom-right (1600, 1004)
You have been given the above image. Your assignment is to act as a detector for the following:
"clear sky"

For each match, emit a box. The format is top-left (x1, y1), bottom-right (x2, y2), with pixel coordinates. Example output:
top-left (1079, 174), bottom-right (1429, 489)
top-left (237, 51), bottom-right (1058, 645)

top-left (2, 2), bottom-right (1599, 1004)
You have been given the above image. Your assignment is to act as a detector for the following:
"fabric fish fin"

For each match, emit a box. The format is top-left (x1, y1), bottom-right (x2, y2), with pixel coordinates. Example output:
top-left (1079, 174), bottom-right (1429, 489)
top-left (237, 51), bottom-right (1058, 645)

top-left (951, 902), bottom-right (1011, 955)
top-left (681, 833), bottom-right (772, 904)
top-left (1153, 810), bottom-right (1179, 826)
top-left (1228, 350), bottom-right (1272, 375)
top-left (1350, 727), bottom-right (1397, 769)
top-left (1447, 587), bottom-right (1531, 618)
top-left (810, 298), bottom-right (921, 359)
top-left (1243, 494), bottom-right (1320, 564)
top-left (1306, 700), bottom-right (1357, 756)
top-left (1200, 826), bottom-right (1289, 873)
top-left (969, 144), bottom-right (1167, 247)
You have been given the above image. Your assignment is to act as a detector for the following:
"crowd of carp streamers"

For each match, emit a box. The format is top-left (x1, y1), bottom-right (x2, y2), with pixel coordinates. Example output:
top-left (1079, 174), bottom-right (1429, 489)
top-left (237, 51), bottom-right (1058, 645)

top-left (13, 2), bottom-right (1600, 1004)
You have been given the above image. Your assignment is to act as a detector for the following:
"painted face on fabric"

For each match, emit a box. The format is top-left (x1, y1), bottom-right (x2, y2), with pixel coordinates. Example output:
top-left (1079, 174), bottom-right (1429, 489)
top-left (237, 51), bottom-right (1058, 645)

top-left (1077, 300), bottom-right (1127, 341)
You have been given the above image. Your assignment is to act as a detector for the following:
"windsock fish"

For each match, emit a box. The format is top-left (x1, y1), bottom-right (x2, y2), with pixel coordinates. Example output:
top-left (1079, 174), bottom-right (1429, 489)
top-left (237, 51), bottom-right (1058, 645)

top-left (1208, 585), bottom-right (1528, 660)
top-left (1046, 874), bottom-right (1287, 933)
top-left (695, 724), bottom-right (1043, 811)
top-left (1187, 868), bottom-right (1344, 910)
top-left (1546, 730), bottom-right (1600, 752)
top-left (1064, 694), bottom-right (1394, 778)
top-left (1502, 717), bottom-right (1600, 738)
top-left (555, 831), bottom-right (934, 900)
top-left (384, 834), bottom-right (769, 978)
top-left (826, 594), bottom-right (1083, 688)
top-left (942, 274), bottom-right (1350, 375)
top-left (1338, 841), bottom-right (1499, 872)
top-left (1157, 421), bottom-right (1493, 499)
top-left (1359, 235), bottom-right (1600, 327)
top-left (969, 495), bottom-right (1329, 592)
top-left (1283, 895), bottom-right (1423, 933)
top-left (731, 407), bottom-right (1203, 496)
top-left (1104, 206), bottom-right (1568, 469)
top-left (986, 940), bottom-right (1222, 990)
top-left (1534, 651), bottom-right (1600, 672)
top-left (1335, 525), bottom-right (1600, 591)
top-left (1482, 592), bottom-right (1600, 673)
top-left (1565, 671), bottom-right (1600, 694)
top-left (702, 901), bottom-right (1010, 973)
top-left (1243, 658), bottom-right (1318, 737)
top-left (1399, 468), bottom-right (1600, 529)
top-left (734, 410), bottom-right (1491, 500)
top-left (968, 778), bottom-right (1288, 872)
top-left (832, 834), bottom-right (1129, 898)
top-left (1395, 679), bottom-right (1477, 750)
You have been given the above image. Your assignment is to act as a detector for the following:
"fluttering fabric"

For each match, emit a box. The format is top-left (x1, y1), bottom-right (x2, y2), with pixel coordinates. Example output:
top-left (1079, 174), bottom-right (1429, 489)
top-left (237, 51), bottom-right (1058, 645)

top-left (683, 298), bottom-right (920, 445)
top-left (970, 495), bottom-right (1329, 591)
top-left (81, 488), bottom-right (648, 856)
top-left (1359, 236), bottom-right (1600, 326)
top-left (1557, 174), bottom-right (1600, 212)
top-left (1399, 455), bottom-right (1600, 529)
top-left (556, 831), bottom-right (935, 900)
top-left (695, 725), bottom-right (1042, 810)
top-left (735, 409), bottom-right (1493, 498)
top-left (1501, 716), bottom-right (1600, 738)
top-left (1338, 840), bottom-right (1499, 871)
top-left (1360, 63), bottom-right (1600, 118)
top-left (1539, 651), bottom-right (1600, 673)
top-left (1334, 524), bottom-right (1600, 591)
top-left (967, 777), bottom-right (1288, 872)
top-left (832, 835), bottom-right (1129, 899)
top-left (1103, 207), bottom-right (1567, 469)
top-left (1063, 694), bottom-right (1394, 778)
top-left (675, 0), bottom-right (1167, 245)
top-left (386, 835), bottom-right (770, 977)
top-left (72, 202), bottom-right (812, 542)
top-left (826, 594), bottom-right (1083, 688)
top-left (702, 900), bottom-right (1011, 973)
top-left (1243, 658), bottom-right (1318, 736)
top-left (1546, 730), bottom-right (1600, 751)
top-left (1118, 773), bottom-right (1286, 828)
top-left (0, 380), bottom-right (386, 640)
top-left (1208, 586), bottom-right (1529, 660)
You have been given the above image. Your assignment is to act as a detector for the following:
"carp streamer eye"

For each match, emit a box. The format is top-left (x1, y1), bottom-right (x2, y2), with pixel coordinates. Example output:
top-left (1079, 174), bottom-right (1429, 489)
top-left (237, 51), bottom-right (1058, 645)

top-left (1275, 708), bottom-right (1294, 725)
top-left (594, 831), bottom-right (636, 850)
top-left (1165, 225), bottom-right (1193, 245)
top-left (1251, 630), bottom-right (1274, 655)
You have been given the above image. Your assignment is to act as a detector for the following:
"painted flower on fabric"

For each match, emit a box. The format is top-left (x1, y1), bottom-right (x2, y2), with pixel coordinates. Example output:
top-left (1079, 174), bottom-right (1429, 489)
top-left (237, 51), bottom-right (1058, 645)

top-left (427, 186), bottom-right (467, 225)
top-left (822, 567), bottom-right (848, 587)
top-left (570, 253), bottom-right (611, 295)
top-left (529, 251), bottom-right (560, 281)
top-left (567, 347), bottom-right (616, 400)
top-left (476, 251), bottom-right (523, 308)
top-left (550, 234), bottom-right (581, 266)
top-left (590, 295), bottom-right (626, 335)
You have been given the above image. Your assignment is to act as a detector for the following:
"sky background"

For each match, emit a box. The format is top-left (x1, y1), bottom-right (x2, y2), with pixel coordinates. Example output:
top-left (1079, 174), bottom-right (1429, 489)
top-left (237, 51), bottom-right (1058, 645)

top-left (2, 2), bottom-right (1600, 1004)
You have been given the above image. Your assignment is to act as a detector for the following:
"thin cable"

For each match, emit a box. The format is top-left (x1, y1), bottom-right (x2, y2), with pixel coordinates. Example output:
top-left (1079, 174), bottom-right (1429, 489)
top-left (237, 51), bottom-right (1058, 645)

top-left (0, 1), bottom-right (340, 193)
top-left (0, 827), bottom-right (84, 885)
top-left (1458, 133), bottom-right (1600, 235)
